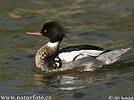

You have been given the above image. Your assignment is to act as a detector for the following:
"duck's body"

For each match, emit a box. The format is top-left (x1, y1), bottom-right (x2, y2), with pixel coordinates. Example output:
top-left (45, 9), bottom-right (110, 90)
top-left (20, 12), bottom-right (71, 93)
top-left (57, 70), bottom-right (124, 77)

top-left (27, 21), bottom-right (133, 72)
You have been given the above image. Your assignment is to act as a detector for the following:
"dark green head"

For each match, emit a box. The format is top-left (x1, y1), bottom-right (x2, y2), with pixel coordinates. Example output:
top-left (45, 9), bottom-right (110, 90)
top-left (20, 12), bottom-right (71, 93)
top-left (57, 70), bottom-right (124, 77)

top-left (40, 21), bottom-right (66, 43)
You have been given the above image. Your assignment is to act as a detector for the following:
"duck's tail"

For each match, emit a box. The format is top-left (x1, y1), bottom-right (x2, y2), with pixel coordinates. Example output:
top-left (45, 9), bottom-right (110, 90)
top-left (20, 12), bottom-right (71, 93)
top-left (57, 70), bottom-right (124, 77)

top-left (97, 47), bottom-right (134, 65)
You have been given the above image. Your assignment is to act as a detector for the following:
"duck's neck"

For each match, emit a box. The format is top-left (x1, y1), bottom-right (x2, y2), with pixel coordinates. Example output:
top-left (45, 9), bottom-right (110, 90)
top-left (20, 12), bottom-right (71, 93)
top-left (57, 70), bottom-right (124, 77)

top-left (42, 41), bottom-right (60, 56)
top-left (46, 41), bottom-right (59, 49)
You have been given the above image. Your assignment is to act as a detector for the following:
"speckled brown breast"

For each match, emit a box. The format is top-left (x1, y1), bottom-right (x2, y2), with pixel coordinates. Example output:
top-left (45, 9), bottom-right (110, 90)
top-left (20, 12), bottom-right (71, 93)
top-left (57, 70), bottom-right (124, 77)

top-left (35, 45), bottom-right (57, 71)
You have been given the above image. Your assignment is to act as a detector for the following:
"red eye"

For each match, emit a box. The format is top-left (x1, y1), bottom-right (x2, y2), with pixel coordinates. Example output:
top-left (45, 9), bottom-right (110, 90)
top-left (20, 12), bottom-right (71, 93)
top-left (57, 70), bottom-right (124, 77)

top-left (44, 30), bottom-right (47, 33)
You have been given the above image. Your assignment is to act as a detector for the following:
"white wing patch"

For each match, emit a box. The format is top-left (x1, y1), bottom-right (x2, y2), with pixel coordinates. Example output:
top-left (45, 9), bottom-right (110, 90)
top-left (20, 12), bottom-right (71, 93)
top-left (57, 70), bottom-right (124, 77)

top-left (58, 50), bottom-right (104, 62)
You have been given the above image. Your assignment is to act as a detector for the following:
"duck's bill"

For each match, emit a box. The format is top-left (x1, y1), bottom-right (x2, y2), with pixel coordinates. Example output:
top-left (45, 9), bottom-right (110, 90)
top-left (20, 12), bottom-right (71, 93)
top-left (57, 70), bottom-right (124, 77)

top-left (26, 32), bottom-right (42, 36)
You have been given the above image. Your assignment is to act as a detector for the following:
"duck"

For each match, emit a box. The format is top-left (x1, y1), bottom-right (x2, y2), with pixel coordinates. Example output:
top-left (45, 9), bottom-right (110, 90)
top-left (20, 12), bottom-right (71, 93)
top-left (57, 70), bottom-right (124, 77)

top-left (26, 21), bottom-right (133, 73)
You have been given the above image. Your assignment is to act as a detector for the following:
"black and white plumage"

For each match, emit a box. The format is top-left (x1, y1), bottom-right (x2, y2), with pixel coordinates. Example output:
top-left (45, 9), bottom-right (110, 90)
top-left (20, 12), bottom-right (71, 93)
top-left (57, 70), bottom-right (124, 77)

top-left (55, 45), bottom-right (133, 71)
top-left (58, 45), bottom-right (105, 62)
top-left (26, 21), bottom-right (133, 72)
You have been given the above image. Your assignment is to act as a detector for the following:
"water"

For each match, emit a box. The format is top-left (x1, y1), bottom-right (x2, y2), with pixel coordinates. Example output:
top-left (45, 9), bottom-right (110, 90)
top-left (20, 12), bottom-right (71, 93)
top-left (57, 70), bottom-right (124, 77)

top-left (0, 0), bottom-right (134, 100)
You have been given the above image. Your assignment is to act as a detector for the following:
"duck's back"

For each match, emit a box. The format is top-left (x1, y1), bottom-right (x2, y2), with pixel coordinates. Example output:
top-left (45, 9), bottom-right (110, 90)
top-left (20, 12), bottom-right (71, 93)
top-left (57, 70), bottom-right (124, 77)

top-left (57, 45), bottom-right (105, 62)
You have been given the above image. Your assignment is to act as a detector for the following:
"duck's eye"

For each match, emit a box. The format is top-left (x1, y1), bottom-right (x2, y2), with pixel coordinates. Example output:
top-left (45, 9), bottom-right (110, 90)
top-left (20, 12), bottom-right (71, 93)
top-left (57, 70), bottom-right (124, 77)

top-left (44, 30), bottom-right (47, 33)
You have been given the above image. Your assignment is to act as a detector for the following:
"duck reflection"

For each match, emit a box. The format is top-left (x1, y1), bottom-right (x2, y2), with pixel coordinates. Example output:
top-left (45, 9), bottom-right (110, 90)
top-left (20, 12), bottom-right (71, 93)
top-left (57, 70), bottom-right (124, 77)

top-left (34, 68), bottom-right (120, 90)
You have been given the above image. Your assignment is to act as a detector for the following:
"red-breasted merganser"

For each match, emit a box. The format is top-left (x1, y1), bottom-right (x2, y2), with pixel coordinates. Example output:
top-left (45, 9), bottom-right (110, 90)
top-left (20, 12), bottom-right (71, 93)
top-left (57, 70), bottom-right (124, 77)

top-left (26, 21), bottom-right (133, 72)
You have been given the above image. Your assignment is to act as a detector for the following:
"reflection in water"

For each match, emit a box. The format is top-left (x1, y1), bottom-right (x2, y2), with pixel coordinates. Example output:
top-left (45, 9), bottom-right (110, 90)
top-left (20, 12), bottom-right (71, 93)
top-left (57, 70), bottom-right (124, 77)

top-left (34, 74), bottom-right (84, 90)
top-left (34, 69), bottom-right (119, 90)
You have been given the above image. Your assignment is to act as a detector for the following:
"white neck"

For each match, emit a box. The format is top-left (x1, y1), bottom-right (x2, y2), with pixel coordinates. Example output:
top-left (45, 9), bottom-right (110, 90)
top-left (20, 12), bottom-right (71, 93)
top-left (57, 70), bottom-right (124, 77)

top-left (46, 42), bottom-right (59, 48)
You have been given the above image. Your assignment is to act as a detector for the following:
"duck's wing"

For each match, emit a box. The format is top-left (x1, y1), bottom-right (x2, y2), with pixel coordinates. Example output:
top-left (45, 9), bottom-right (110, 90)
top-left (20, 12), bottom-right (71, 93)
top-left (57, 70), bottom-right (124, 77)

top-left (57, 45), bottom-right (106, 62)
top-left (58, 47), bottom-right (133, 71)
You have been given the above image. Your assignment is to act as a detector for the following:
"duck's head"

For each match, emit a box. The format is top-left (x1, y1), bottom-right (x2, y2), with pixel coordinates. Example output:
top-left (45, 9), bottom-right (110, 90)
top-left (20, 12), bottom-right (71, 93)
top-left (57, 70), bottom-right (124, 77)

top-left (27, 21), bottom-right (66, 43)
